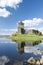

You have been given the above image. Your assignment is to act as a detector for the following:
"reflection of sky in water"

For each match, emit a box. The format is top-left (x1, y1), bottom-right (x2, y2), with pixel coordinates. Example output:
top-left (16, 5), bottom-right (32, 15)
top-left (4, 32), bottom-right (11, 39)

top-left (0, 37), bottom-right (15, 43)
top-left (24, 46), bottom-right (42, 55)
top-left (35, 41), bottom-right (43, 50)
top-left (0, 56), bottom-right (9, 65)
top-left (24, 41), bottom-right (43, 56)
top-left (0, 37), bottom-right (43, 65)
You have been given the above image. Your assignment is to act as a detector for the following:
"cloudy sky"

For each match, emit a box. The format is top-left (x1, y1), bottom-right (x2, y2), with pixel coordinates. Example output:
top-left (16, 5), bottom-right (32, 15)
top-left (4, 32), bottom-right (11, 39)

top-left (0, 0), bottom-right (43, 35)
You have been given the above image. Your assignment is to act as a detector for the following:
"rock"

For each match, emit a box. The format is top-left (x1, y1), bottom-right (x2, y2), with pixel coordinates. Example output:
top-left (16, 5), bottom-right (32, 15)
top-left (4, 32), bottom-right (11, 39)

top-left (27, 57), bottom-right (35, 64)
top-left (40, 55), bottom-right (43, 64)
top-left (36, 60), bottom-right (40, 65)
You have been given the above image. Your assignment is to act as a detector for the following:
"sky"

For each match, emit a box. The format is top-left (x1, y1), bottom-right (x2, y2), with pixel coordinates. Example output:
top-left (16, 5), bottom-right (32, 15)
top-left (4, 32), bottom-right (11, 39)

top-left (0, 0), bottom-right (43, 35)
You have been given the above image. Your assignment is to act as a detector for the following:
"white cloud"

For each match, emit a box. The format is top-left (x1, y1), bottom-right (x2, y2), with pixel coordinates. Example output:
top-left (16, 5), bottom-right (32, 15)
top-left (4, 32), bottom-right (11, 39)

top-left (1, 29), bottom-right (17, 31)
top-left (23, 18), bottom-right (43, 27)
top-left (0, 29), bottom-right (17, 35)
top-left (0, 8), bottom-right (11, 17)
top-left (0, 0), bottom-right (23, 17)
top-left (0, 0), bottom-right (23, 9)
top-left (0, 56), bottom-right (9, 65)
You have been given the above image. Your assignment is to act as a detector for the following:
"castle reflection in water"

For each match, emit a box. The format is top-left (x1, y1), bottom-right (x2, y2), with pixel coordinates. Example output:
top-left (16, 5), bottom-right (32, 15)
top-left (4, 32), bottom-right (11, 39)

top-left (17, 41), bottom-right (42, 55)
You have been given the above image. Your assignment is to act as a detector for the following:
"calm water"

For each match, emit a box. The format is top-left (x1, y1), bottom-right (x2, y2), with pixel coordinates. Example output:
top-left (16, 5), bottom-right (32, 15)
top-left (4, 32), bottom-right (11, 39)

top-left (0, 37), bottom-right (43, 65)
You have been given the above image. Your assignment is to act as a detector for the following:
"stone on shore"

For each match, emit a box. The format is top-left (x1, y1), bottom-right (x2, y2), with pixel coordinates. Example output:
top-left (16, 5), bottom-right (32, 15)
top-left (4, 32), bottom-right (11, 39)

top-left (27, 57), bottom-right (35, 64)
top-left (36, 60), bottom-right (40, 65)
top-left (40, 55), bottom-right (43, 64)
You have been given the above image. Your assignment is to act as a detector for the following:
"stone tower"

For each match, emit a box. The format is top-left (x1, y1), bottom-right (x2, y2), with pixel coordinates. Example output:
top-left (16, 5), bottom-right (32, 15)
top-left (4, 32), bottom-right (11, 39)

top-left (18, 21), bottom-right (25, 34)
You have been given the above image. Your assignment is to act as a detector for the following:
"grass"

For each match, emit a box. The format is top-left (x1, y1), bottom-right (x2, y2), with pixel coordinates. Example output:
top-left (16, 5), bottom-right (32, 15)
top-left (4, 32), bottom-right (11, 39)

top-left (10, 33), bottom-right (43, 43)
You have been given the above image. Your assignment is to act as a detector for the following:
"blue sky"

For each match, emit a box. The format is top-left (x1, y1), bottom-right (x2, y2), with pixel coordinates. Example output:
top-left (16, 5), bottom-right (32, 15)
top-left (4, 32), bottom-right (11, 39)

top-left (0, 0), bottom-right (43, 35)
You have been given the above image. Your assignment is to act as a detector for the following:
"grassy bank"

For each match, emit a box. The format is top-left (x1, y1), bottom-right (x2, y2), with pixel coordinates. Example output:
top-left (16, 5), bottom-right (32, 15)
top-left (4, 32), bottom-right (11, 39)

top-left (10, 33), bottom-right (43, 42)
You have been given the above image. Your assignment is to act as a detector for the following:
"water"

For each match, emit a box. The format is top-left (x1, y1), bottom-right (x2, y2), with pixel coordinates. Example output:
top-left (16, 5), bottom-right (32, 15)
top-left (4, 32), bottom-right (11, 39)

top-left (0, 37), bottom-right (43, 65)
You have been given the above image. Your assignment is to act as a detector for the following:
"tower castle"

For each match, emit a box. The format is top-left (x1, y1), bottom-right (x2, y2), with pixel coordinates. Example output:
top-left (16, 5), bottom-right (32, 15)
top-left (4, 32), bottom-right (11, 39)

top-left (18, 21), bottom-right (25, 34)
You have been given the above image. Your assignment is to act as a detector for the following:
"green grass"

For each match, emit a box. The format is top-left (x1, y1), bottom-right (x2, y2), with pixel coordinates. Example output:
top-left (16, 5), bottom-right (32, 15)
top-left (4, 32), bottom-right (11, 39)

top-left (10, 33), bottom-right (43, 43)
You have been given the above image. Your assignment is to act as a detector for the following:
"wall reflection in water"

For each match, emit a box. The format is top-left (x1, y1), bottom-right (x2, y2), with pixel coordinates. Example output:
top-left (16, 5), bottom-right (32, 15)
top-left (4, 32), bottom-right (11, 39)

top-left (17, 40), bottom-right (42, 55)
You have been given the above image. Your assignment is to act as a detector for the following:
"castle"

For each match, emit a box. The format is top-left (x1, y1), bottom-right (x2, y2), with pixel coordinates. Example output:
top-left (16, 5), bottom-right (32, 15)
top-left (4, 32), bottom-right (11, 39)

top-left (18, 21), bottom-right (25, 34)
top-left (18, 21), bottom-right (40, 34)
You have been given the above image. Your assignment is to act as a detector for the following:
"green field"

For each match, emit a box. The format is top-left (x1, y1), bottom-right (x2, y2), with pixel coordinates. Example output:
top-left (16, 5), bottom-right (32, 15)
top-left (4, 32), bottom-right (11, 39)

top-left (10, 33), bottom-right (43, 43)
